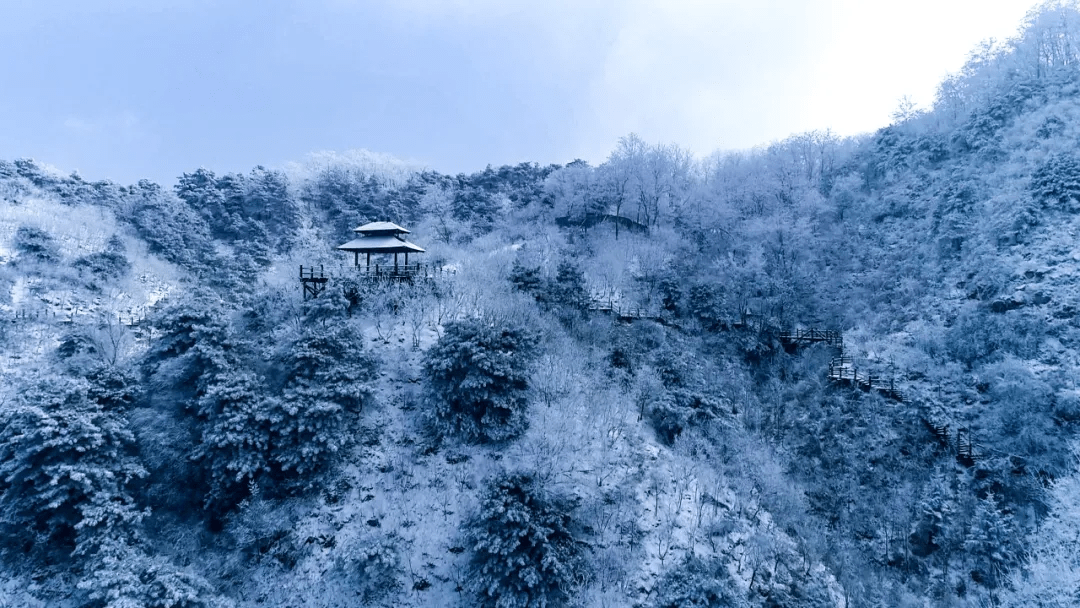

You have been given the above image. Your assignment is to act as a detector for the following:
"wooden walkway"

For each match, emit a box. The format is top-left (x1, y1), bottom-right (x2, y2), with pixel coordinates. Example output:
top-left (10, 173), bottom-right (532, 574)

top-left (778, 328), bottom-right (843, 350)
top-left (300, 265), bottom-right (329, 300)
top-left (350, 263), bottom-right (455, 281)
top-left (586, 296), bottom-right (660, 321)
top-left (828, 356), bottom-right (904, 402)
top-left (776, 327), bottom-right (904, 403)
top-left (6, 307), bottom-right (147, 328)
top-left (781, 326), bottom-right (985, 463)
top-left (925, 420), bottom-right (981, 464)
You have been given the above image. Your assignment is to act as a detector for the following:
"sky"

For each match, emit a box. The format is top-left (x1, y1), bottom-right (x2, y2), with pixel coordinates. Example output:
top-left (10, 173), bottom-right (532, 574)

top-left (0, 0), bottom-right (1043, 185)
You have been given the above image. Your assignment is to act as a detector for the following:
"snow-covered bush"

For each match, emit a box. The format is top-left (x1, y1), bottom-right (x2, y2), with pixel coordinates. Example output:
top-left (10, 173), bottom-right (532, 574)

top-left (651, 556), bottom-right (746, 608)
top-left (337, 532), bottom-right (401, 604)
top-left (1031, 151), bottom-right (1080, 210)
top-left (463, 473), bottom-right (585, 608)
top-left (944, 306), bottom-right (1043, 366)
top-left (78, 538), bottom-right (225, 608)
top-left (73, 235), bottom-right (130, 286)
top-left (423, 319), bottom-right (538, 443)
top-left (12, 225), bottom-right (59, 265)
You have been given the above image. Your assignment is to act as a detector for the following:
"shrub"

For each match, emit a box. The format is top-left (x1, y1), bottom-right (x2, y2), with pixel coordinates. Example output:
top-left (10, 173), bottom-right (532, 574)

top-left (1031, 152), bottom-right (1080, 210)
top-left (78, 537), bottom-right (224, 608)
top-left (652, 556), bottom-right (746, 608)
top-left (74, 236), bottom-right (130, 283)
top-left (945, 306), bottom-right (1043, 366)
top-left (13, 225), bottom-right (59, 265)
top-left (464, 474), bottom-right (585, 608)
top-left (337, 532), bottom-right (401, 604)
top-left (424, 319), bottom-right (538, 443)
top-left (646, 389), bottom-right (721, 446)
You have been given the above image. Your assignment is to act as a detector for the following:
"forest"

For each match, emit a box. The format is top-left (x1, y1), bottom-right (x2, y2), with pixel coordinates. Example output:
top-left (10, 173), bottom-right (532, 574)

top-left (3, 3), bottom-right (1080, 607)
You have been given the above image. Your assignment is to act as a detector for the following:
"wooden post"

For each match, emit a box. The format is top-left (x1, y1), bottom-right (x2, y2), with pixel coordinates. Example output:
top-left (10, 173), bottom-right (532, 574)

top-left (405, 252), bottom-right (409, 267)
top-left (367, 252), bottom-right (371, 269)
top-left (354, 251), bottom-right (359, 267)
top-left (394, 252), bottom-right (399, 272)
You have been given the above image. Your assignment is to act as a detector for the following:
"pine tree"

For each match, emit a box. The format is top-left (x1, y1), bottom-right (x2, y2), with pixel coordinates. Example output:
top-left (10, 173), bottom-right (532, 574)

top-left (191, 371), bottom-right (273, 512)
top-left (510, 260), bottom-right (542, 294)
top-left (270, 324), bottom-right (375, 484)
top-left (549, 261), bottom-right (588, 308)
top-left (0, 377), bottom-right (147, 558)
top-left (423, 319), bottom-right (538, 443)
top-left (910, 471), bottom-right (954, 559)
top-left (464, 474), bottom-right (585, 608)
top-left (964, 493), bottom-right (1015, 591)
top-left (78, 537), bottom-right (224, 608)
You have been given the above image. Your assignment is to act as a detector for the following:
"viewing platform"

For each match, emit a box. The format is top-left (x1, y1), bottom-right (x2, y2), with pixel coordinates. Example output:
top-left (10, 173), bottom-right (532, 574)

top-left (351, 263), bottom-right (454, 281)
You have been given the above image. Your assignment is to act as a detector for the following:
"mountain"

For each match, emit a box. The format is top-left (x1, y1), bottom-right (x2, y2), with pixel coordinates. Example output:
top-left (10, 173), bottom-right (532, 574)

top-left (3, 3), bottom-right (1080, 606)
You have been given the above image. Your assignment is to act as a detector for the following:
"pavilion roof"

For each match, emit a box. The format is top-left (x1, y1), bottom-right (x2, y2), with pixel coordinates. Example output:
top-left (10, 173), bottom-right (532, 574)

top-left (337, 235), bottom-right (426, 254)
top-left (353, 221), bottom-right (410, 235)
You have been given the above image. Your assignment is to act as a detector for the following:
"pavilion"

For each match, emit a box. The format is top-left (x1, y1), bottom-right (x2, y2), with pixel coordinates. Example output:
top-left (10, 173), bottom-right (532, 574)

top-left (337, 221), bottom-right (425, 272)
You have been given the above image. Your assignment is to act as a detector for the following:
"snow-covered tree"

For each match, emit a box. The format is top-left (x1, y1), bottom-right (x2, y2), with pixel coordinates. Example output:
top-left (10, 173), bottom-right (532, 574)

top-left (424, 319), bottom-right (538, 443)
top-left (192, 371), bottom-right (274, 512)
top-left (1004, 449), bottom-right (1080, 607)
top-left (464, 473), bottom-right (585, 608)
top-left (965, 494), bottom-right (1016, 592)
top-left (78, 537), bottom-right (225, 608)
top-left (651, 556), bottom-right (747, 608)
top-left (0, 377), bottom-right (147, 558)
top-left (271, 323), bottom-right (375, 485)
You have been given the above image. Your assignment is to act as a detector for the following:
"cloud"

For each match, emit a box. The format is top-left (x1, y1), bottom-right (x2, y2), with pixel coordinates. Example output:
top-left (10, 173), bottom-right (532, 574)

top-left (62, 112), bottom-right (144, 141)
top-left (63, 116), bottom-right (100, 134)
top-left (569, 0), bottom-right (1039, 160)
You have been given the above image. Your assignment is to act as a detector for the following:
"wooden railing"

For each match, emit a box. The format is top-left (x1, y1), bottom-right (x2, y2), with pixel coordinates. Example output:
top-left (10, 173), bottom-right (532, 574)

top-left (586, 296), bottom-right (659, 320)
top-left (925, 420), bottom-right (981, 463)
top-left (352, 263), bottom-right (452, 278)
top-left (778, 328), bottom-right (843, 346)
top-left (300, 265), bottom-right (329, 299)
top-left (828, 356), bottom-right (904, 402)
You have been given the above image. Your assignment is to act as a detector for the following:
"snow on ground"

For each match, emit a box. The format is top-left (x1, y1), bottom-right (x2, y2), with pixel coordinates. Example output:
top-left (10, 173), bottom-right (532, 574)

top-left (0, 194), bottom-right (185, 379)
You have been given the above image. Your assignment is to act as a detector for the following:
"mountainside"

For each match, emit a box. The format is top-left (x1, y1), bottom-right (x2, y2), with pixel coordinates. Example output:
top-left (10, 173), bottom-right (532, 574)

top-left (4, 3), bottom-right (1080, 607)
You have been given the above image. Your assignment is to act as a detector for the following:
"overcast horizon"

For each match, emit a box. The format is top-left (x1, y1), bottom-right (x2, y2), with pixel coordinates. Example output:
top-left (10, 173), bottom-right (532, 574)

top-left (1, 0), bottom-right (1042, 185)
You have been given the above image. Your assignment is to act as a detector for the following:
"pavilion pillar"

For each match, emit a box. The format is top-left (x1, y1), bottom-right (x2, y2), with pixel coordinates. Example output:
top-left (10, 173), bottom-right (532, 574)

top-left (394, 252), bottom-right (399, 271)
top-left (405, 252), bottom-right (409, 267)
top-left (354, 251), bottom-right (358, 267)
top-left (366, 252), bottom-right (371, 268)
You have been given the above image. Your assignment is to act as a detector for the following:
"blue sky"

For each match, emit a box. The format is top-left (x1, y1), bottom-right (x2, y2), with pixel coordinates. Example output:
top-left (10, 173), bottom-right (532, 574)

top-left (0, 0), bottom-right (1040, 185)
